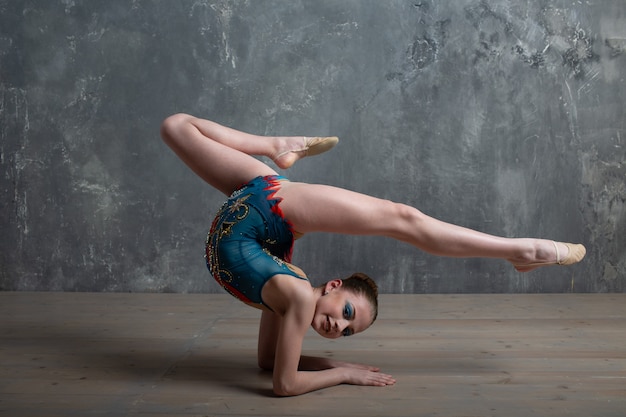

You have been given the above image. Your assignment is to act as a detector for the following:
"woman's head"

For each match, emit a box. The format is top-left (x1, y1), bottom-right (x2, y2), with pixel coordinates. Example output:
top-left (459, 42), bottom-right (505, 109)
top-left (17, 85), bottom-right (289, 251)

top-left (311, 272), bottom-right (379, 339)
top-left (341, 272), bottom-right (379, 322)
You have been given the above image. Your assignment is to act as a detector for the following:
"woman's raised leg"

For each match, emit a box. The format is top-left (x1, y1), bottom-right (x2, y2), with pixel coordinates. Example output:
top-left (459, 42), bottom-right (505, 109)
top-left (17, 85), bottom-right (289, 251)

top-left (160, 113), bottom-right (585, 271)
top-left (276, 182), bottom-right (585, 271)
top-left (160, 113), bottom-right (333, 195)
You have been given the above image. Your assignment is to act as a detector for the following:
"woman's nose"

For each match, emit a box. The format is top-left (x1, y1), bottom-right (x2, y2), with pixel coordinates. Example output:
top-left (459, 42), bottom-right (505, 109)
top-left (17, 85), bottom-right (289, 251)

top-left (335, 318), bottom-right (347, 333)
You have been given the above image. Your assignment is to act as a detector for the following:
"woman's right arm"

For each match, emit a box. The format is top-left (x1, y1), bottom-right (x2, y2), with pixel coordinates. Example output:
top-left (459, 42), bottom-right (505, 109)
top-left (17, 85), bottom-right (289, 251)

top-left (260, 282), bottom-right (394, 396)
top-left (258, 310), bottom-right (382, 372)
top-left (272, 306), bottom-right (395, 395)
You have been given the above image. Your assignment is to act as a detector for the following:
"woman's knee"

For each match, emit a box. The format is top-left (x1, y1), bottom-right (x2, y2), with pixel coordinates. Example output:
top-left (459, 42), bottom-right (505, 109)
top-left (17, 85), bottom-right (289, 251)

top-left (389, 202), bottom-right (422, 221)
top-left (160, 113), bottom-right (192, 144)
top-left (387, 203), bottom-right (427, 237)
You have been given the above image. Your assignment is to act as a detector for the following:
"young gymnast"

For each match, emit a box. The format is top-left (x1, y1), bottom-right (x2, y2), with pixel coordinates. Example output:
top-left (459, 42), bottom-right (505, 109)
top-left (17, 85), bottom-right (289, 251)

top-left (160, 113), bottom-right (586, 396)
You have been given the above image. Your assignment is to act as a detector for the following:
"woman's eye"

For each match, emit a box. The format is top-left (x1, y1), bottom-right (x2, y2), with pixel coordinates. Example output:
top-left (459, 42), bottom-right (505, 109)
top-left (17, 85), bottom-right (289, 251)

top-left (343, 304), bottom-right (353, 319)
top-left (342, 328), bottom-right (353, 337)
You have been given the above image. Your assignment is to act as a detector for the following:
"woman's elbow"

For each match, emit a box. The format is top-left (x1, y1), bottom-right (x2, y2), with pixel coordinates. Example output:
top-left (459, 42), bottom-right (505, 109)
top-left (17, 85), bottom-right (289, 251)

top-left (273, 381), bottom-right (299, 397)
top-left (272, 373), bottom-right (303, 397)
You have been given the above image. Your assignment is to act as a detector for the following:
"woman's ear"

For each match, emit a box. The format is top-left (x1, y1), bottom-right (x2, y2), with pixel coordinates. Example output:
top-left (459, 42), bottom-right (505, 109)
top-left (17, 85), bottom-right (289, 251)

top-left (323, 279), bottom-right (343, 294)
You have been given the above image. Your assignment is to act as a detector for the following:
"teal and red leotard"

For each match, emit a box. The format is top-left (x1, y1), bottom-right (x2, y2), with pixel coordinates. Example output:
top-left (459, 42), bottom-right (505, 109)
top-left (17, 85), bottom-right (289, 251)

top-left (205, 175), bottom-right (308, 310)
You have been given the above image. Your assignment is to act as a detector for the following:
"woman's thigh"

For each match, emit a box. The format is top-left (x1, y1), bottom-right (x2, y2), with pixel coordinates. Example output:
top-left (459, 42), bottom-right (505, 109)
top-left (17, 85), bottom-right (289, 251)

top-left (276, 182), bottom-right (408, 237)
top-left (161, 114), bottom-right (278, 196)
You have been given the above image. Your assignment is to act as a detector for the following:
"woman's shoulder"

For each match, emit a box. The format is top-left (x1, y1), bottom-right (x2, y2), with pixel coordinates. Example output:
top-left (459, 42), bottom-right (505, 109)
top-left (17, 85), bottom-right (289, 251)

top-left (262, 273), bottom-right (315, 314)
top-left (284, 262), bottom-right (307, 279)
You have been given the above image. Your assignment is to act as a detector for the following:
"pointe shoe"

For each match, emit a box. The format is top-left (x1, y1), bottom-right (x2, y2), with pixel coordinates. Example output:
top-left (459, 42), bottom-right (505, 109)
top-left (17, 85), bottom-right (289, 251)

top-left (273, 136), bottom-right (339, 169)
top-left (514, 241), bottom-right (586, 272)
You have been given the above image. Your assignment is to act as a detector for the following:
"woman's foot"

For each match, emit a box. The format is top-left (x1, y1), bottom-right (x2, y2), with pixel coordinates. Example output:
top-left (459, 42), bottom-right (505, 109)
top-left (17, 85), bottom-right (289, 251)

top-left (273, 136), bottom-right (339, 169)
top-left (512, 240), bottom-right (586, 272)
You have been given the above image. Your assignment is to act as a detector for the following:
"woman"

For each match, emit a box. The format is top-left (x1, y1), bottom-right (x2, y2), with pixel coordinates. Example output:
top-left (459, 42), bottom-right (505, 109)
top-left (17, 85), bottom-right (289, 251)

top-left (160, 113), bottom-right (585, 396)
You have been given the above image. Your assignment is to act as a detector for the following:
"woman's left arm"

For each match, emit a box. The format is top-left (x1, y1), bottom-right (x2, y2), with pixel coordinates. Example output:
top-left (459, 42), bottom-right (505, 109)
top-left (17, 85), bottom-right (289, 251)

top-left (257, 309), bottom-right (280, 371)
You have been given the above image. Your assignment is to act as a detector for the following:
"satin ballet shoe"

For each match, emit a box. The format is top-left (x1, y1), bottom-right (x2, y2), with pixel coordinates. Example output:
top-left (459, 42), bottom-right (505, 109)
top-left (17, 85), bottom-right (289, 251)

top-left (514, 241), bottom-right (586, 272)
top-left (273, 136), bottom-right (339, 169)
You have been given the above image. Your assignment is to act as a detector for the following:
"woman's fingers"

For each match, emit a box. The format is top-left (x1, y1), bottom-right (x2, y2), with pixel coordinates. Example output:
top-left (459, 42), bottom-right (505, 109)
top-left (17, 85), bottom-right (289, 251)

top-left (344, 368), bottom-right (396, 386)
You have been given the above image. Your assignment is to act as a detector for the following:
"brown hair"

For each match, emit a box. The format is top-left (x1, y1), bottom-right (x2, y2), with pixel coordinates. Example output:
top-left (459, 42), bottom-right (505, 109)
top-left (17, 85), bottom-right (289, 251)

top-left (341, 272), bottom-right (379, 323)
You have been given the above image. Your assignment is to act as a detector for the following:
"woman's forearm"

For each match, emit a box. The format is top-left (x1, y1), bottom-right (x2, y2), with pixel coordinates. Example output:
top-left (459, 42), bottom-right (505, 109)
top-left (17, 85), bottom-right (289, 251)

top-left (273, 367), bottom-right (346, 396)
top-left (274, 365), bottom-right (395, 396)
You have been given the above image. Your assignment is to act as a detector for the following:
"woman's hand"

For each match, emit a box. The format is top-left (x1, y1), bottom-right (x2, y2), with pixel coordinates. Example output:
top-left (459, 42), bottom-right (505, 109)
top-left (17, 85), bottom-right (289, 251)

top-left (340, 365), bottom-right (396, 387)
top-left (305, 358), bottom-right (396, 386)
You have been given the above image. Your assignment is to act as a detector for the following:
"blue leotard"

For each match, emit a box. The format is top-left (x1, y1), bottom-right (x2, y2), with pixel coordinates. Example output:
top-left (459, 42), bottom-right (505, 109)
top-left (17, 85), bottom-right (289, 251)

top-left (205, 175), bottom-right (308, 310)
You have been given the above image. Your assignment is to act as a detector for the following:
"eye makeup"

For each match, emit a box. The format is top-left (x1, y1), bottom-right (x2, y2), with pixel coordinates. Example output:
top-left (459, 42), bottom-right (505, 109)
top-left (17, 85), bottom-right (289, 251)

top-left (343, 303), bottom-right (354, 320)
top-left (342, 303), bottom-right (355, 336)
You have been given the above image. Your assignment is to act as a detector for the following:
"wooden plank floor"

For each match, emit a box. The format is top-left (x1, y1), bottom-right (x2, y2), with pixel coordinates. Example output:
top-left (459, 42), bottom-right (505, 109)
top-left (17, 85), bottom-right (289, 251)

top-left (1, 293), bottom-right (625, 417)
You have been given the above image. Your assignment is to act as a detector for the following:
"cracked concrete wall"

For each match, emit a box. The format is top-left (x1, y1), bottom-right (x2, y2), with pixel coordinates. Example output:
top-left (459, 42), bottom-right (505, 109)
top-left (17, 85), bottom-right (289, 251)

top-left (1, 0), bottom-right (624, 293)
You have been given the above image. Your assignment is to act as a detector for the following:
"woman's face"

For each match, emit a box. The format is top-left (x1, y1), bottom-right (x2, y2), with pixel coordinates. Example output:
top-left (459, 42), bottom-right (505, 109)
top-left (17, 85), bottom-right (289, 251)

top-left (311, 280), bottom-right (374, 339)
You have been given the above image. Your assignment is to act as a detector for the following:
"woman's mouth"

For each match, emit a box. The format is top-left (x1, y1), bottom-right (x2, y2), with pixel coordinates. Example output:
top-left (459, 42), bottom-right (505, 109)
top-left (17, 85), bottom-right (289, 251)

top-left (325, 316), bottom-right (331, 333)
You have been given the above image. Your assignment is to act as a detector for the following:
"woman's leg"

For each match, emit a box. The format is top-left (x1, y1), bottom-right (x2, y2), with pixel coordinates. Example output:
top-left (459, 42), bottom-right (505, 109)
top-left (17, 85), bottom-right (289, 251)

top-left (160, 113), bottom-right (584, 270)
top-left (160, 113), bottom-right (322, 195)
top-left (276, 182), bottom-right (583, 271)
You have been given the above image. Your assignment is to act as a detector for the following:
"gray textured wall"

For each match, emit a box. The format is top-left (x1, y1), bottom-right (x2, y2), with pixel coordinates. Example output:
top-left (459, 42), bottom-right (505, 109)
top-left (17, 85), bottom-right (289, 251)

top-left (1, 0), bottom-right (624, 293)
